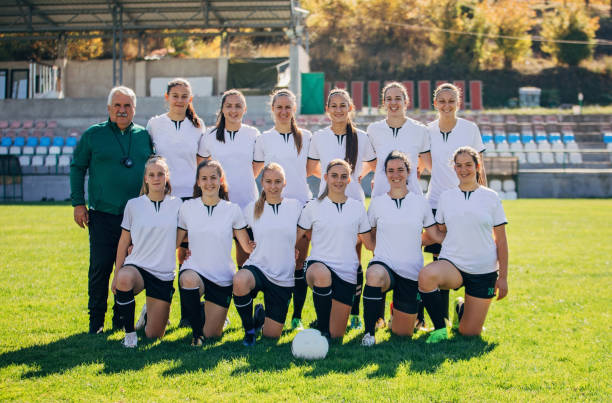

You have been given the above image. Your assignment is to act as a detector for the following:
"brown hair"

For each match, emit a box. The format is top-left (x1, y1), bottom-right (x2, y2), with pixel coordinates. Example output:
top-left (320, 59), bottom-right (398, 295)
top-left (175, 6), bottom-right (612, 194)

top-left (433, 83), bottom-right (462, 109)
top-left (254, 162), bottom-right (286, 220)
top-left (214, 89), bottom-right (246, 143)
top-left (382, 81), bottom-right (409, 108)
top-left (318, 159), bottom-right (352, 201)
top-left (453, 146), bottom-right (481, 183)
top-left (271, 89), bottom-right (303, 154)
top-left (166, 78), bottom-right (202, 128)
top-left (327, 88), bottom-right (358, 171)
top-left (192, 159), bottom-right (229, 200)
top-left (140, 155), bottom-right (172, 196)
top-left (384, 150), bottom-right (411, 174)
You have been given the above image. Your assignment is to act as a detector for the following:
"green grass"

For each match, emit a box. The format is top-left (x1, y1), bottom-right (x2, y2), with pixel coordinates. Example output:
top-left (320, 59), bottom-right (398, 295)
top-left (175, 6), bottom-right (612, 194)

top-left (0, 200), bottom-right (611, 401)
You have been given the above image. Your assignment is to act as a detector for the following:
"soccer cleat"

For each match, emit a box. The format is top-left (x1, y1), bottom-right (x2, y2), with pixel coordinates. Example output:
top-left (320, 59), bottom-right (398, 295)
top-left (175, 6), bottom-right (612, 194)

top-left (122, 331), bottom-right (138, 348)
top-left (414, 318), bottom-right (427, 332)
top-left (253, 303), bottom-right (265, 333)
top-left (425, 328), bottom-right (449, 344)
top-left (361, 332), bottom-right (376, 347)
top-left (135, 303), bottom-right (147, 330)
top-left (375, 317), bottom-right (387, 329)
top-left (243, 329), bottom-right (256, 347)
top-left (452, 297), bottom-right (465, 330)
top-left (191, 335), bottom-right (205, 346)
top-left (347, 314), bottom-right (363, 330)
top-left (291, 317), bottom-right (304, 330)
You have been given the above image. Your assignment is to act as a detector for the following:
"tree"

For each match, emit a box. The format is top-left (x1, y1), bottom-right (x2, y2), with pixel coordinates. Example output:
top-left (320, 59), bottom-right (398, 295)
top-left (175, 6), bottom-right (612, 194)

top-left (541, 6), bottom-right (599, 67)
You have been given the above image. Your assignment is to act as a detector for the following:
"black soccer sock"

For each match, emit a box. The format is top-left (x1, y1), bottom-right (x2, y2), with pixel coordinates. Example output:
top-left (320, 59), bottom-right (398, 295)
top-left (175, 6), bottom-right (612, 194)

top-left (292, 268), bottom-right (307, 320)
top-left (363, 285), bottom-right (383, 335)
top-left (116, 289), bottom-right (135, 333)
top-left (180, 287), bottom-right (203, 338)
top-left (351, 265), bottom-right (363, 316)
top-left (416, 301), bottom-right (425, 322)
top-left (234, 293), bottom-right (254, 332)
top-left (312, 285), bottom-right (332, 334)
top-left (440, 289), bottom-right (450, 321)
top-left (419, 288), bottom-right (447, 330)
top-left (379, 292), bottom-right (386, 321)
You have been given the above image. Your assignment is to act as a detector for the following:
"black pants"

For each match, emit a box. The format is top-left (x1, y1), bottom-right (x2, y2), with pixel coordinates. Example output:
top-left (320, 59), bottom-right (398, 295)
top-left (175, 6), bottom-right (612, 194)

top-left (88, 209), bottom-right (122, 325)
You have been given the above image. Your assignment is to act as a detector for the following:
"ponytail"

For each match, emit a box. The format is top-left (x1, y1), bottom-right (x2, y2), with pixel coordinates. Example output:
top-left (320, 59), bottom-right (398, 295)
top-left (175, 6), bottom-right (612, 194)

top-left (290, 116), bottom-right (303, 154)
top-left (254, 190), bottom-right (266, 220)
top-left (185, 103), bottom-right (202, 128)
top-left (166, 78), bottom-right (201, 128)
top-left (270, 89), bottom-right (302, 154)
top-left (255, 162), bottom-right (286, 217)
top-left (345, 120), bottom-right (358, 172)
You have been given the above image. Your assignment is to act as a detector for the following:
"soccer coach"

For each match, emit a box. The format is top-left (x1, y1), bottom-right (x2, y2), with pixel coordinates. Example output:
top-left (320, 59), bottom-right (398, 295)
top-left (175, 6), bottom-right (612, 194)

top-left (70, 86), bottom-right (153, 334)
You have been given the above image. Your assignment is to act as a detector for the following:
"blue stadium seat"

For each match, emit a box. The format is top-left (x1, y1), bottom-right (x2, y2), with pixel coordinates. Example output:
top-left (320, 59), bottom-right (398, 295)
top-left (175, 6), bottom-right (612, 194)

top-left (481, 134), bottom-right (493, 143)
top-left (521, 133), bottom-right (534, 143)
top-left (26, 137), bottom-right (38, 147)
top-left (39, 136), bottom-right (51, 147)
top-left (562, 134), bottom-right (575, 144)
top-left (65, 137), bottom-right (78, 147)
top-left (549, 132), bottom-right (561, 143)
top-left (602, 133), bottom-right (612, 144)
top-left (1, 137), bottom-right (11, 147)
top-left (13, 136), bottom-right (25, 147)
top-left (52, 137), bottom-right (65, 147)
top-left (535, 133), bottom-right (548, 143)
top-left (507, 133), bottom-right (520, 144)
top-left (494, 133), bottom-right (507, 144)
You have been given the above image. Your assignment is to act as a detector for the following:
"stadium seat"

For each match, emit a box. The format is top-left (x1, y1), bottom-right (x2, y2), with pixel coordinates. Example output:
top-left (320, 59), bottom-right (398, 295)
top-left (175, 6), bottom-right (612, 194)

top-left (489, 179), bottom-right (502, 192)
top-left (18, 155), bottom-right (31, 167)
top-left (9, 120), bottom-right (21, 129)
top-left (497, 191), bottom-right (507, 199)
top-left (569, 153), bottom-right (582, 164)
top-left (546, 115), bottom-right (559, 124)
top-left (521, 132), bottom-right (534, 143)
top-left (58, 155), bottom-right (71, 166)
top-left (505, 191), bottom-right (518, 200)
top-left (507, 133), bottom-right (520, 144)
top-left (563, 134), bottom-right (575, 143)
top-left (485, 150), bottom-right (498, 157)
top-left (45, 155), bottom-right (57, 167)
top-left (34, 120), bottom-right (46, 129)
top-left (62, 146), bottom-right (74, 155)
top-left (22, 120), bottom-right (34, 129)
top-left (551, 141), bottom-right (565, 151)
top-left (531, 115), bottom-right (544, 124)
top-left (502, 179), bottom-right (516, 192)
top-left (505, 115), bottom-right (518, 124)
top-left (1, 137), bottom-right (11, 147)
top-left (603, 132), bottom-right (612, 144)
top-left (494, 133), bottom-right (507, 144)
top-left (65, 137), bottom-right (78, 147)
top-left (527, 152), bottom-right (541, 164)
top-left (541, 152), bottom-right (555, 164)
top-left (535, 133), bottom-right (548, 144)
top-left (22, 146), bottom-right (34, 155)
top-left (0, 146), bottom-right (8, 155)
top-left (496, 142), bottom-right (512, 157)
top-left (538, 142), bottom-right (552, 152)
top-left (39, 137), bottom-right (51, 147)
top-left (554, 152), bottom-right (566, 164)
top-left (26, 137), bottom-right (38, 147)
top-left (52, 137), bottom-right (65, 147)
top-left (47, 120), bottom-right (58, 128)
top-left (35, 146), bottom-right (48, 155)
top-left (549, 132), bottom-right (561, 143)
top-left (514, 152), bottom-right (527, 164)
top-left (510, 142), bottom-right (524, 152)
top-left (566, 142), bottom-right (579, 151)
top-left (31, 155), bottom-right (44, 166)
top-left (0, 121), bottom-right (8, 129)
top-left (49, 146), bottom-right (61, 155)
top-left (13, 137), bottom-right (25, 147)
top-left (9, 146), bottom-right (21, 155)
top-left (481, 133), bottom-right (493, 143)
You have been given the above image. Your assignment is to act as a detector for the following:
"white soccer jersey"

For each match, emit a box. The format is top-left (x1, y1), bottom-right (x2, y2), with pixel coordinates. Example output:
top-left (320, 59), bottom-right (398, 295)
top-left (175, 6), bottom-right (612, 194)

top-left (147, 114), bottom-right (206, 198)
top-left (201, 125), bottom-right (260, 209)
top-left (367, 118), bottom-right (430, 197)
top-left (436, 186), bottom-right (507, 275)
top-left (368, 193), bottom-right (435, 281)
top-left (298, 197), bottom-right (371, 284)
top-left (254, 128), bottom-right (313, 204)
top-left (121, 195), bottom-right (183, 281)
top-left (243, 198), bottom-right (302, 287)
top-left (308, 127), bottom-right (376, 202)
top-left (426, 118), bottom-right (485, 209)
top-left (178, 198), bottom-right (247, 286)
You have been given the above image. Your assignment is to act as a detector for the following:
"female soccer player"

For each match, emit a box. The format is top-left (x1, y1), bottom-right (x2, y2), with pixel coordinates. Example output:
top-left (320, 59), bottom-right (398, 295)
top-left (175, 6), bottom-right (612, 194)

top-left (254, 89), bottom-right (312, 330)
top-left (233, 163), bottom-right (303, 345)
top-left (418, 83), bottom-right (488, 328)
top-left (201, 89), bottom-right (260, 266)
top-left (177, 159), bottom-right (253, 345)
top-left (361, 151), bottom-right (444, 346)
top-left (418, 147), bottom-right (508, 343)
top-left (111, 156), bottom-right (183, 348)
top-left (367, 82), bottom-right (430, 198)
top-left (146, 77), bottom-right (206, 328)
top-left (307, 88), bottom-right (376, 329)
top-left (297, 159), bottom-right (375, 339)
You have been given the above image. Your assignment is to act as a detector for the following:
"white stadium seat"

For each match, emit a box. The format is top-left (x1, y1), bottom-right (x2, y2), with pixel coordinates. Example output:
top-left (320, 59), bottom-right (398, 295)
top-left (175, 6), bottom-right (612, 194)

top-left (62, 146), bottom-right (74, 155)
top-left (58, 155), bottom-right (71, 167)
top-left (31, 155), bottom-right (44, 166)
top-left (489, 179), bottom-right (502, 192)
top-left (22, 146), bottom-right (34, 155)
top-left (0, 146), bottom-right (8, 155)
top-left (541, 152), bottom-right (555, 164)
top-left (49, 146), bottom-right (61, 155)
top-left (35, 146), bottom-right (48, 155)
top-left (497, 191), bottom-right (507, 199)
top-left (502, 179), bottom-right (516, 192)
top-left (18, 155), bottom-right (31, 166)
top-left (44, 155), bottom-right (57, 166)
top-left (537, 142), bottom-right (552, 151)
top-left (9, 146), bottom-right (21, 155)
top-left (510, 142), bottom-right (524, 152)
top-left (555, 152), bottom-right (566, 164)
top-left (569, 152), bottom-right (582, 164)
top-left (527, 152), bottom-right (541, 164)
top-left (504, 191), bottom-right (518, 200)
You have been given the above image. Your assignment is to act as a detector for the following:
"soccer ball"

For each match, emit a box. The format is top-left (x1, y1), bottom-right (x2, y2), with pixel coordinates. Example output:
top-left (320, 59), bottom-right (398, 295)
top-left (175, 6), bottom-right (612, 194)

top-left (291, 328), bottom-right (329, 360)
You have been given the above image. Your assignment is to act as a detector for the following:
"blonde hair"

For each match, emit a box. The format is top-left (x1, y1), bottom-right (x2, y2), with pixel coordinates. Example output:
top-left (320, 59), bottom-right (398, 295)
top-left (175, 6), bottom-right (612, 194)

top-left (318, 159), bottom-right (352, 201)
top-left (254, 162), bottom-right (286, 220)
top-left (140, 155), bottom-right (172, 196)
top-left (192, 159), bottom-right (229, 200)
top-left (382, 81), bottom-right (409, 108)
top-left (271, 89), bottom-right (303, 154)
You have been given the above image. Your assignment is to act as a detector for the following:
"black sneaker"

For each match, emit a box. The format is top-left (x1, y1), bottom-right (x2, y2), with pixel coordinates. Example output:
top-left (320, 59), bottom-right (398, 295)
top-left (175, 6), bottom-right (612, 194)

top-left (243, 330), bottom-right (256, 347)
top-left (253, 303), bottom-right (265, 333)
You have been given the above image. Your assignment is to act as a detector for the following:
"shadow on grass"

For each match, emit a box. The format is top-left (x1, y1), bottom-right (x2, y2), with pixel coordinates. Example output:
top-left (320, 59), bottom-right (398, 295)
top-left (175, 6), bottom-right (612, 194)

top-left (0, 326), bottom-right (496, 379)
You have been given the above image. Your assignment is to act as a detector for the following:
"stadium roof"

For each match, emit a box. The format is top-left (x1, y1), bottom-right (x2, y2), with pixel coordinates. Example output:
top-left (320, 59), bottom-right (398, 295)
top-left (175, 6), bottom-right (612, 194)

top-left (0, 0), bottom-right (297, 39)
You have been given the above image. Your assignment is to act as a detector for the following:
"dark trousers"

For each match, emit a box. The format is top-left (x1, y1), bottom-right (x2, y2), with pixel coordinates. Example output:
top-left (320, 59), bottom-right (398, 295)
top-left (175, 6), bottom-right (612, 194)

top-left (88, 209), bottom-right (122, 325)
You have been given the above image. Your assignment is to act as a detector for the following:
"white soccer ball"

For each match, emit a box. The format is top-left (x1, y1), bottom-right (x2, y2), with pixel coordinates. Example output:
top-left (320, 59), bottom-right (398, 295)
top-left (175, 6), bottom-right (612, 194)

top-left (291, 328), bottom-right (329, 360)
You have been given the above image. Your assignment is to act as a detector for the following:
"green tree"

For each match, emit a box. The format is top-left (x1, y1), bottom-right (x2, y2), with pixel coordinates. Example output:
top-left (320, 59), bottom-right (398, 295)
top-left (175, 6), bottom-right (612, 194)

top-left (541, 6), bottom-right (599, 67)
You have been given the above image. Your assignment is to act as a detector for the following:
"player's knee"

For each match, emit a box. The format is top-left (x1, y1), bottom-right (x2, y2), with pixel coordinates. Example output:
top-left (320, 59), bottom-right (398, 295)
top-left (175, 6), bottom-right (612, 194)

top-left (365, 267), bottom-right (386, 287)
top-left (179, 271), bottom-right (199, 289)
top-left (418, 267), bottom-right (437, 289)
top-left (116, 269), bottom-right (135, 289)
top-left (232, 270), bottom-right (252, 294)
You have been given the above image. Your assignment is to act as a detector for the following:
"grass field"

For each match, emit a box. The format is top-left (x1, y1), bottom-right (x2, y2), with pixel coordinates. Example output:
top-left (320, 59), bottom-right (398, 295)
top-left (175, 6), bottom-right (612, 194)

top-left (0, 200), bottom-right (611, 401)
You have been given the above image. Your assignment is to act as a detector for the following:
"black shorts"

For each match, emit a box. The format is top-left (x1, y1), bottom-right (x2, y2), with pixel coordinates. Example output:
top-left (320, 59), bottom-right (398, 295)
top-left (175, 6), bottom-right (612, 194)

top-left (305, 260), bottom-right (355, 306)
top-left (243, 265), bottom-right (292, 324)
top-left (368, 261), bottom-right (419, 314)
top-left (178, 270), bottom-right (233, 308)
top-left (132, 265), bottom-right (175, 303)
top-left (423, 209), bottom-right (442, 254)
top-left (439, 258), bottom-right (498, 299)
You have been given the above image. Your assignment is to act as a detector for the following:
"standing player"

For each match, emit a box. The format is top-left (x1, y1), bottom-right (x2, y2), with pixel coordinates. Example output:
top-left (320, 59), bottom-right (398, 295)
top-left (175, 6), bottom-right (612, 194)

top-left (233, 163), bottom-right (303, 345)
top-left (177, 160), bottom-right (253, 345)
top-left (254, 89), bottom-right (312, 330)
top-left (307, 88), bottom-right (376, 330)
top-left (361, 151), bottom-right (443, 346)
top-left (418, 83), bottom-right (488, 329)
top-left (111, 156), bottom-right (182, 347)
top-left (201, 89), bottom-right (260, 267)
top-left (146, 78), bottom-right (206, 328)
top-left (297, 159), bottom-right (375, 339)
top-left (418, 147), bottom-right (508, 343)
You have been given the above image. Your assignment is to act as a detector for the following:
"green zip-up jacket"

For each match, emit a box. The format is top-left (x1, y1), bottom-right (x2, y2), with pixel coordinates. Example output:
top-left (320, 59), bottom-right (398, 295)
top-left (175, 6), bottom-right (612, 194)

top-left (70, 119), bottom-right (153, 215)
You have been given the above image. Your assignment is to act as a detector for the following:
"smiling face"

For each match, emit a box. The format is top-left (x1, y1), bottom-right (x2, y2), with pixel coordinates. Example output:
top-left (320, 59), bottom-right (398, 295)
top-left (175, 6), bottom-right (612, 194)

top-left (107, 92), bottom-right (135, 130)
top-left (326, 93), bottom-right (352, 126)
top-left (144, 162), bottom-right (168, 194)
top-left (454, 152), bottom-right (478, 185)
top-left (272, 94), bottom-right (296, 127)
top-left (434, 89), bottom-right (459, 118)
top-left (222, 94), bottom-right (246, 126)
top-left (385, 158), bottom-right (409, 190)
top-left (166, 84), bottom-right (192, 116)
top-left (383, 86), bottom-right (408, 118)
top-left (324, 163), bottom-right (351, 195)
top-left (197, 165), bottom-right (222, 198)
top-left (262, 168), bottom-right (286, 199)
